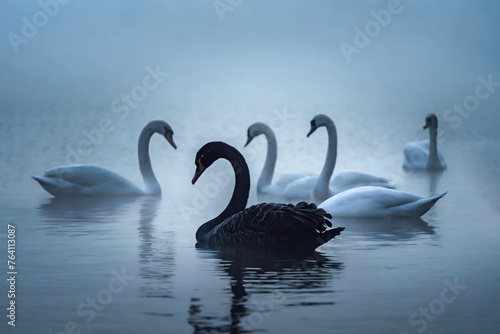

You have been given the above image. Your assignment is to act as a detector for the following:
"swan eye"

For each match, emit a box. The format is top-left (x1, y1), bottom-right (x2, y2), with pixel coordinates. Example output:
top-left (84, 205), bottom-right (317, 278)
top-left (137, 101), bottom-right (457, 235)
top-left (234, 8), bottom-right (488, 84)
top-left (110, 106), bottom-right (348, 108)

top-left (196, 155), bottom-right (205, 166)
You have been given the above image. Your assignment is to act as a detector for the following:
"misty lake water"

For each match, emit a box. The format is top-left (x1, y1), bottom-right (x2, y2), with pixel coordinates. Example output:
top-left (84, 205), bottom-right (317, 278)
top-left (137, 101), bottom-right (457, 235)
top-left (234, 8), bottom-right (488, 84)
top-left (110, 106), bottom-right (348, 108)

top-left (1, 102), bottom-right (499, 334)
top-left (1, 1), bottom-right (500, 333)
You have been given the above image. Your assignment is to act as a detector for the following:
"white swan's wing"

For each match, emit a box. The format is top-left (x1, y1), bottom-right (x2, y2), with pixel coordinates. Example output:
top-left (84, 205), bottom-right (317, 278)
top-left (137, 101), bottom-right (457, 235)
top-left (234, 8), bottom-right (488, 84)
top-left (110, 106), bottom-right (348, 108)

top-left (43, 165), bottom-right (122, 185)
top-left (33, 164), bottom-right (141, 196)
top-left (319, 187), bottom-right (418, 217)
top-left (319, 186), bottom-right (445, 218)
top-left (274, 172), bottom-right (310, 188)
top-left (403, 140), bottom-right (429, 170)
top-left (283, 175), bottom-right (316, 200)
top-left (330, 171), bottom-right (393, 194)
top-left (258, 172), bottom-right (309, 195)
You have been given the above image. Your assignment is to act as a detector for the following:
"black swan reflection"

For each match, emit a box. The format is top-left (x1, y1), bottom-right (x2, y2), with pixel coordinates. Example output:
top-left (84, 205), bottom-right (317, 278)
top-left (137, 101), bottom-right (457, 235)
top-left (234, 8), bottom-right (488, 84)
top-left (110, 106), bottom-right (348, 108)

top-left (188, 248), bottom-right (342, 333)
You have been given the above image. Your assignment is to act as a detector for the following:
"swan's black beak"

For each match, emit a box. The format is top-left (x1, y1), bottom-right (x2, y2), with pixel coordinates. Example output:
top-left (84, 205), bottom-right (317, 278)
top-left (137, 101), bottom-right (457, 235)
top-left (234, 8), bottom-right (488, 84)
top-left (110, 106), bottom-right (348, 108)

top-left (166, 133), bottom-right (177, 149)
top-left (244, 135), bottom-right (253, 147)
top-left (307, 123), bottom-right (317, 137)
top-left (423, 119), bottom-right (431, 130)
top-left (192, 161), bottom-right (205, 185)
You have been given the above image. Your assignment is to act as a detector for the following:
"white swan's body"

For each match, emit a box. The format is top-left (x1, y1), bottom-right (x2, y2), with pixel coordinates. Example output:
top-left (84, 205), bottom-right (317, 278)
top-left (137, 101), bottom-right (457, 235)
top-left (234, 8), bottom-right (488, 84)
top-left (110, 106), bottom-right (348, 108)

top-left (319, 186), bottom-right (447, 218)
top-left (33, 120), bottom-right (176, 197)
top-left (403, 141), bottom-right (446, 170)
top-left (245, 123), bottom-right (312, 198)
top-left (33, 165), bottom-right (144, 196)
top-left (282, 175), bottom-right (317, 200)
top-left (306, 114), bottom-right (393, 203)
top-left (403, 114), bottom-right (446, 171)
top-left (327, 171), bottom-right (394, 195)
top-left (283, 171), bottom-right (390, 201)
top-left (260, 172), bottom-right (310, 194)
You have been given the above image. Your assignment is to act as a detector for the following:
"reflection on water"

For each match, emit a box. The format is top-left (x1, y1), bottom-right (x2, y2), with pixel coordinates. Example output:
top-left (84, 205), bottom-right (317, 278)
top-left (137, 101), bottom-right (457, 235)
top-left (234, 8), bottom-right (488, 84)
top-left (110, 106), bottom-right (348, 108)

top-left (403, 169), bottom-right (445, 195)
top-left (188, 248), bottom-right (342, 333)
top-left (38, 196), bottom-right (138, 221)
top-left (335, 217), bottom-right (435, 243)
top-left (137, 197), bottom-right (177, 306)
top-left (38, 196), bottom-right (139, 233)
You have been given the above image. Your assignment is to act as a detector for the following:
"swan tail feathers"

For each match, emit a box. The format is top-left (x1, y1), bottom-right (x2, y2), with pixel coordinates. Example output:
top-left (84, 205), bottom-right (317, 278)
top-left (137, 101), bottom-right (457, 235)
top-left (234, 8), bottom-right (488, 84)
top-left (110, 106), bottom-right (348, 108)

top-left (323, 226), bottom-right (345, 242)
top-left (32, 175), bottom-right (58, 196)
top-left (32, 175), bottom-right (54, 186)
top-left (391, 191), bottom-right (447, 217)
top-left (302, 227), bottom-right (345, 250)
top-left (32, 175), bottom-right (42, 182)
top-left (411, 191), bottom-right (448, 217)
top-left (428, 191), bottom-right (448, 205)
top-left (288, 202), bottom-right (333, 231)
top-left (420, 191), bottom-right (447, 216)
top-left (32, 175), bottom-right (80, 197)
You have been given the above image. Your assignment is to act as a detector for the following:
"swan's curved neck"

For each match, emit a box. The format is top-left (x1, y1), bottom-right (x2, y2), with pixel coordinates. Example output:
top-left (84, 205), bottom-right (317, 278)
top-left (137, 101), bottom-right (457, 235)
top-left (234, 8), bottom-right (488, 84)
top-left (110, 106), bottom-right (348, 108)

top-left (196, 146), bottom-right (250, 242)
top-left (314, 120), bottom-right (337, 198)
top-left (427, 126), bottom-right (439, 168)
top-left (257, 128), bottom-right (277, 191)
top-left (138, 126), bottom-right (161, 195)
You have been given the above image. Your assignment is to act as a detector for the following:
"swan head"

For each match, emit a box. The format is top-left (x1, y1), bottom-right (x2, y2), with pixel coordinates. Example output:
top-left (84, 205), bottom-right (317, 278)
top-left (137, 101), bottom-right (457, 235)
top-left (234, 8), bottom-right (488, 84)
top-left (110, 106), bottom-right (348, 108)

top-left (423, 114), bottom-right (438, 130)
top-left (244, 122), bottom-right (270, 147)
top-left (307, 114), bottom-right (332, 137)
top-left (147, 120), bottom-right (177, 149)
top-left (192, 141), bottom-right (223, 184)
top-left (192, 142), bottom-right (245, 185)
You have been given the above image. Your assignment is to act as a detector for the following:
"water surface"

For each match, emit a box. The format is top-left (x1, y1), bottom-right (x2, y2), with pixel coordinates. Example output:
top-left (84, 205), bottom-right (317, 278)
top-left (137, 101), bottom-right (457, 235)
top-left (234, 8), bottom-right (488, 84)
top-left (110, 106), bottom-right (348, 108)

top-left (1, 1), bottom-right (500, 333)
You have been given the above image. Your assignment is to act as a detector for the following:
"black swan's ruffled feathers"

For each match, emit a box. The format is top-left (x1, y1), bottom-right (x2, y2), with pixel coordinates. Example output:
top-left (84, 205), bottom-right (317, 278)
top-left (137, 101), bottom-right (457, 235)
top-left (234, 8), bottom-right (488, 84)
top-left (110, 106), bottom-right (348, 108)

top-left (208, 201), bottom-right (339, 248)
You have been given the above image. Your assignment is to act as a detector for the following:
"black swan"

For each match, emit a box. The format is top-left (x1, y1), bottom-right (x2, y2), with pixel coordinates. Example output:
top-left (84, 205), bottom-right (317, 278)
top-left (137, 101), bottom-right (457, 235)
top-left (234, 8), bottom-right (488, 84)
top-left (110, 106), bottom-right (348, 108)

top-left (191, 141), bottom-right (344, 251)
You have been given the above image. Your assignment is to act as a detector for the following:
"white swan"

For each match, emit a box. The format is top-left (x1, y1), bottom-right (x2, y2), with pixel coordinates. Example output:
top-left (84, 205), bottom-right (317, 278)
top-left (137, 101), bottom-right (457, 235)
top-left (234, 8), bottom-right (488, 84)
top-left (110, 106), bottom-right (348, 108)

top-left (318, 186), bottom-right (447, 218)
top-left (32, 120), bottom-right (176, 197)
top-left (245, 122), bottom-right (310, 196)
top-left (403, 114), bottom-right (446, 171)
top-left (304, 114), bottom-right (393, 203)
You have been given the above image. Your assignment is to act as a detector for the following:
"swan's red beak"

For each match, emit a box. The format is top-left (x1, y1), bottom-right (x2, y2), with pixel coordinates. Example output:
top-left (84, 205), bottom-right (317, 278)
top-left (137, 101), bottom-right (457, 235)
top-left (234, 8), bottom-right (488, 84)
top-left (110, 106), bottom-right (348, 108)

top-left (307, 124), bottom-right (317, 137)
top-left (192, 160), bottom-right (205, 185)
top-left (166, 133), bottom-right (177, 149)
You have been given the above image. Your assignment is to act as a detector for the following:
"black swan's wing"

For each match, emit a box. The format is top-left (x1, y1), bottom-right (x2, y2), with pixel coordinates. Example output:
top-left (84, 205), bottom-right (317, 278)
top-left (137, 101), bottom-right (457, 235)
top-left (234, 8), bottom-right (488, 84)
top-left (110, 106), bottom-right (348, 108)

top-left (208, 202), bottom-right (344, 249)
